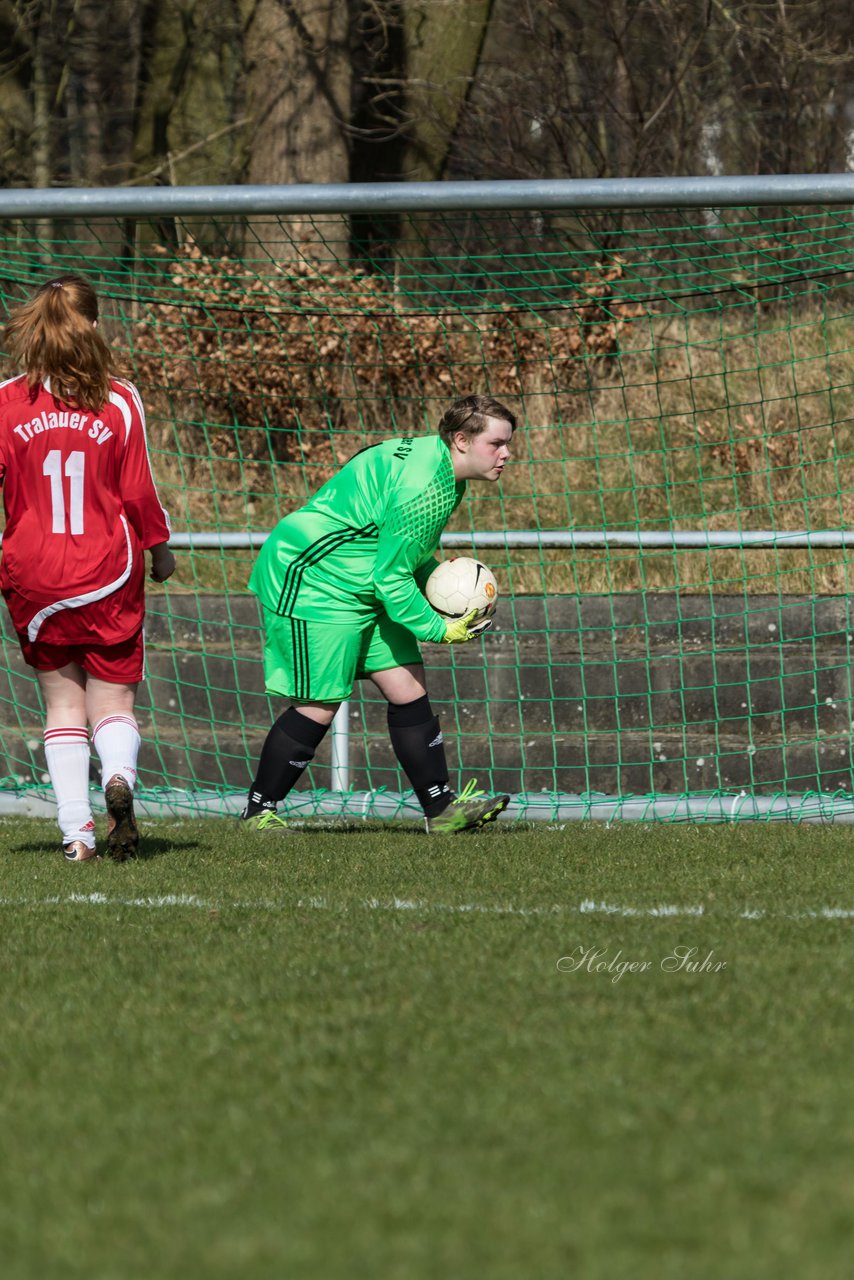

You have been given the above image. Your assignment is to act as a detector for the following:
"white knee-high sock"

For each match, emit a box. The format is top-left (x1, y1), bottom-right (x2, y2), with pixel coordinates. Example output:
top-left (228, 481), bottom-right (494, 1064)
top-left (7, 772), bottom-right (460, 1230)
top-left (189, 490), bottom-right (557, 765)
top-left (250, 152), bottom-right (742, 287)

top-left (92, 715), bottom-right (140, 790)
top-left (43, 727), bottom-right (95, 849)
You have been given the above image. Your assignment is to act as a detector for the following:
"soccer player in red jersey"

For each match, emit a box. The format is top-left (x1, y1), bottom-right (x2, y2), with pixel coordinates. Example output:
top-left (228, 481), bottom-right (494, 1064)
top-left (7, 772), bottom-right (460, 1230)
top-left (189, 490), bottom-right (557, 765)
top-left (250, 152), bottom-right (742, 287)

top-left (0, 275), bottom-right (175, 861)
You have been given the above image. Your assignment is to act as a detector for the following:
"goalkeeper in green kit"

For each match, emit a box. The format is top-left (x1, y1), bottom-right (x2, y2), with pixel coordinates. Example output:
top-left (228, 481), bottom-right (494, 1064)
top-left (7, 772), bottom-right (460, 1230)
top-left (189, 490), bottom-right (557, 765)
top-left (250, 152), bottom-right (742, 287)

top-left (242, 393), bottom-right (515, 833)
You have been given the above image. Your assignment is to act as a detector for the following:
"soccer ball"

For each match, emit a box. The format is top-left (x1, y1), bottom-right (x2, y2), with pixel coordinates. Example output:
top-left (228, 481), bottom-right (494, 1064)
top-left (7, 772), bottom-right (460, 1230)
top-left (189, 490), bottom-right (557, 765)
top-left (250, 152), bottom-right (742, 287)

top-left (425, 557), bottom-right (498, 620)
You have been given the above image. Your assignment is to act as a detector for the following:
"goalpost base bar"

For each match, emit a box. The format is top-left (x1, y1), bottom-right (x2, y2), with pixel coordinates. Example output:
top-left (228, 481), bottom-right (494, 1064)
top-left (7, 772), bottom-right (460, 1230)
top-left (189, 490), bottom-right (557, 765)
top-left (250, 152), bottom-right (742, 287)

top-left (3, 789), bottom-right (854, 824)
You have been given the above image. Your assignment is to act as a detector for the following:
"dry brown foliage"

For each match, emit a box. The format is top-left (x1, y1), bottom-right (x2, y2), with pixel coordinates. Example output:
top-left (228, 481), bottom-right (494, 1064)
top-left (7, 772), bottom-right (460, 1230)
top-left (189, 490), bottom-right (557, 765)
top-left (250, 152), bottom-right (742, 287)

top-left (117, 242), bottom-right (854, 595)
top-left (697, 413), bottom-right (798, 477)
top-left (127, 240), bottom-right (643, 485)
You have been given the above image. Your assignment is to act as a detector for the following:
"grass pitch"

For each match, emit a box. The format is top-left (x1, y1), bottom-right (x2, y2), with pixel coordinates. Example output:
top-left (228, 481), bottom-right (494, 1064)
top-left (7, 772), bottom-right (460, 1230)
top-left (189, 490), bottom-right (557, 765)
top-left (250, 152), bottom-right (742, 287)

top-left (0, 817), bottom-right (851, 1280)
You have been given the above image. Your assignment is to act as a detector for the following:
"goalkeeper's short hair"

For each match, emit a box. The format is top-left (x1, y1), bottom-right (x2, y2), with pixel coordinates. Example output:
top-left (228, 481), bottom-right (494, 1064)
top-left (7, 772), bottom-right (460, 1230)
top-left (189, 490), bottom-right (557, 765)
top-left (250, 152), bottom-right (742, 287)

top-left (437, 394), bottom-right (516, 445)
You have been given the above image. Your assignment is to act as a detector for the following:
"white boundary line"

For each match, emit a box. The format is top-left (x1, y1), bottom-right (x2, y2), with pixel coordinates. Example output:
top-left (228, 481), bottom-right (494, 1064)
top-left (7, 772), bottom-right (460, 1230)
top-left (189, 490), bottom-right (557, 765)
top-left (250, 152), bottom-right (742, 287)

top-left (0, 893), bottom-right (851, 921)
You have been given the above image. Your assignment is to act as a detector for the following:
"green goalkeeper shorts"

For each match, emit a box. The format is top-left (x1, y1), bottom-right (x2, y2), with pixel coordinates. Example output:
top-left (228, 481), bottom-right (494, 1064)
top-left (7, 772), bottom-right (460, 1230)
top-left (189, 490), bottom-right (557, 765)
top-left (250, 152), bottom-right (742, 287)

top-left (261, 607), bottom-right (422, 703)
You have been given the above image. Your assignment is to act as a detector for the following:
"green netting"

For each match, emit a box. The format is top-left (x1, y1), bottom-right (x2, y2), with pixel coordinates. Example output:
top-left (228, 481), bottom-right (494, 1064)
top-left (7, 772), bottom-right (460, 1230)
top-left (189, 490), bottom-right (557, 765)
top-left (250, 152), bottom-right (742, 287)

top-left (2, 201), bottom-right (854, 820)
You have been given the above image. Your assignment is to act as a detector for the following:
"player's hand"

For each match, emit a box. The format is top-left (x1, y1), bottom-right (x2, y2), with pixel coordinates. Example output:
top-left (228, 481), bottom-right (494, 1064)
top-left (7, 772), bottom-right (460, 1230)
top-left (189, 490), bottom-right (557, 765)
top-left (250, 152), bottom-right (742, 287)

top-left (442, 609), bottom-right (493, 643)
top-left (149, 546), bottom-right (176, 583)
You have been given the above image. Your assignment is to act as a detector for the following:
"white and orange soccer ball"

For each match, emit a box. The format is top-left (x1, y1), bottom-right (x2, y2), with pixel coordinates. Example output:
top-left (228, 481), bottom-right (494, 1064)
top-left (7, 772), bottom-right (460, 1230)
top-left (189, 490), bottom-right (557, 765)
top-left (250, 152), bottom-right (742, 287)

top-left (425, 557), bottom-right (498, 621)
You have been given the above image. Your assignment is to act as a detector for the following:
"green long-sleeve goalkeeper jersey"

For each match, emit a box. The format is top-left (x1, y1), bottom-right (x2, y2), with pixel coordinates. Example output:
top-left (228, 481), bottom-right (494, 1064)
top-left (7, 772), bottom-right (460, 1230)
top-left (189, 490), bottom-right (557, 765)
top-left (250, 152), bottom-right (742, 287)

top-left (249, 435), bottom-right (465, 643)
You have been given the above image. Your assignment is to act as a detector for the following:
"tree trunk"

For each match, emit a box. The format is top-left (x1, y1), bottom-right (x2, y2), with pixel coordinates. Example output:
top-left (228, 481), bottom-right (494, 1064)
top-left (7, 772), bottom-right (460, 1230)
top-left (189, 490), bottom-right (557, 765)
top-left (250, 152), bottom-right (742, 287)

top-left (390, 0), bottom-right (493, 291)
top-left (60, 0), bottom-right (148, 260)
top-left (241, 0), bottom-right (351, 264)
top-left (401, 0), bottom-right (493, 181)
top-left (64, 0), bottom-right (144, 187)
top-left (30, 3), bottom-right (52, 250)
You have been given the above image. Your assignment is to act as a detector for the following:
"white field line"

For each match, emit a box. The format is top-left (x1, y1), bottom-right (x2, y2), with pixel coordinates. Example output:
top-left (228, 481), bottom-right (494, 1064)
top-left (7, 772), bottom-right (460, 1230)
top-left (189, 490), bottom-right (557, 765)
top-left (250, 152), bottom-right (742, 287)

top-left (0, 892), bottom-right (851, 922)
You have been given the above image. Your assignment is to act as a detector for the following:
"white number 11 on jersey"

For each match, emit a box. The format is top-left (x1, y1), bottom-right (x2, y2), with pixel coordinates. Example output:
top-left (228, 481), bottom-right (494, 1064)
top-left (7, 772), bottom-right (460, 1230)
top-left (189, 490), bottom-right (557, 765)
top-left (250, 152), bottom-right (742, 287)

top-left (43, 449), bottom-right (85, 535)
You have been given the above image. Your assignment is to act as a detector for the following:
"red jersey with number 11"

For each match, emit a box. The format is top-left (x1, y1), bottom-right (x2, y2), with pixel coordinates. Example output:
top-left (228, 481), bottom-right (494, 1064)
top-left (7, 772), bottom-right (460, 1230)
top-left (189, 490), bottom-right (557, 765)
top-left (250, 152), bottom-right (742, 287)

top-left (0, 374), bottom-right (170, 642)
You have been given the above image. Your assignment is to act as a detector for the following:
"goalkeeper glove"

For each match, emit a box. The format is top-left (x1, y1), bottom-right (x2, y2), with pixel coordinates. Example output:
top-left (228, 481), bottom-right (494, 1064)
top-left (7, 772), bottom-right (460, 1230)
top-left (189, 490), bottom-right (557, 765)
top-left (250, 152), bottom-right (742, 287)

top-left (442, 609), bottom-right (494, 643)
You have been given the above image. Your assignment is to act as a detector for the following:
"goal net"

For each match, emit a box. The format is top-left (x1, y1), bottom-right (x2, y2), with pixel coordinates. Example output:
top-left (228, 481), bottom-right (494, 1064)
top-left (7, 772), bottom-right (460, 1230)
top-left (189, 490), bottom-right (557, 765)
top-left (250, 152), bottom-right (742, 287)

top-left (2, 192), bottom-right (854, 821)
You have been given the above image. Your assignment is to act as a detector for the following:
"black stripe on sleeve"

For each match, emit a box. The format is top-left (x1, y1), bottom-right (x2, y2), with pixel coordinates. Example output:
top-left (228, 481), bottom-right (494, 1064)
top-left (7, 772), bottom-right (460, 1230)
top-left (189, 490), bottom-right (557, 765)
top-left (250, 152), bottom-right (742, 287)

top-left (276, 522), bottom-right (378, 616)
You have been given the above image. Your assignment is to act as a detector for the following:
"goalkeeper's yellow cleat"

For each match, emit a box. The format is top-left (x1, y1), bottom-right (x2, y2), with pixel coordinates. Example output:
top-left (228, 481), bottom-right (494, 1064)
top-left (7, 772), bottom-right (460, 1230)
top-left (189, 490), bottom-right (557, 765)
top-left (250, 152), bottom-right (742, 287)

top-left (240, 807), bottom-right (295, 834)
top-left (425, 779), bottom-right (510, 833)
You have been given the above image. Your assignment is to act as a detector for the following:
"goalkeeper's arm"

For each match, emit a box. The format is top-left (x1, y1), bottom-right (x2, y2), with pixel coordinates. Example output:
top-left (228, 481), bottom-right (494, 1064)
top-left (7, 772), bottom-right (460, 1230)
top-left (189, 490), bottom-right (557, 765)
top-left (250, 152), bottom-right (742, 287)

top-left (372, 532), bottom-right (447, 642)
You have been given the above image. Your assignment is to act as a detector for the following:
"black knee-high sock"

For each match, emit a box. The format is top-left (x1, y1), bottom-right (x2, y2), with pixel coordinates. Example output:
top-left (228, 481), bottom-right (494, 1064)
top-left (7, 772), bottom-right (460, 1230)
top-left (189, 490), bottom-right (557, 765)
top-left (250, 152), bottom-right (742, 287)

top-left (245, 708), bottom-right (330, 815)
top-left (387, 694), bottom-right (452, 817)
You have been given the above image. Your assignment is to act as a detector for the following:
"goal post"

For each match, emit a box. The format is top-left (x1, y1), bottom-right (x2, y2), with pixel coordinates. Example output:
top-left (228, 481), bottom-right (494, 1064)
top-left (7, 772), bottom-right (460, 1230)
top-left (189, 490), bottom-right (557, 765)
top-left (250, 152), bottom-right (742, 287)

top-left (3, 176), bottom-right (854, 822)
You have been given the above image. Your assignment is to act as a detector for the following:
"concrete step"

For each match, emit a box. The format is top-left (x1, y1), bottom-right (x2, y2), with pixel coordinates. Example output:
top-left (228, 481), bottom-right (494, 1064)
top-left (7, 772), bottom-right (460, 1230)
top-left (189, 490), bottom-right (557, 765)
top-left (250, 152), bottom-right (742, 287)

top-left (3, 592), bottom-right (854, 794)
top-left (3, 629), bottom-right (852, 740)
